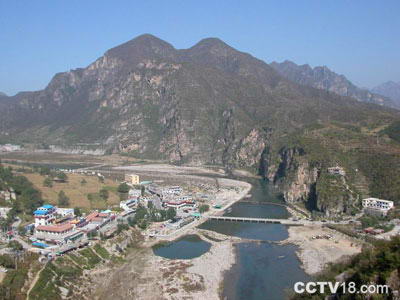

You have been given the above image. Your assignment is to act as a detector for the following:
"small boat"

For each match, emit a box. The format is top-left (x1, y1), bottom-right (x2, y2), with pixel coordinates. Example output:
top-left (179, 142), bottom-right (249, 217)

top-left (278, 255), bottom-right (285, 259)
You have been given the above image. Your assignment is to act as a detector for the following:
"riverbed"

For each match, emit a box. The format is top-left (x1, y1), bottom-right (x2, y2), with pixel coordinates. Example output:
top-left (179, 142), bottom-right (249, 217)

top-left (199, 178), bottom-right (311, 300)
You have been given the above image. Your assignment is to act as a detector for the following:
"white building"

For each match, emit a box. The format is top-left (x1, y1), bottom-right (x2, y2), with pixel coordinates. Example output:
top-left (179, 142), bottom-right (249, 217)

top-left (163, 186), bottom-right (182, 195)
top-left (120, 198), bottom-right (138, 211)
top-left (328, 166), bottom-right (346, 176)
top-left (56, 208), bottom-right (75, 218)
top-left (35, 223), bottom-right (76, 244)
top-left (128, 189), bottom-right (142, 198)
top-left (34, 205), bottom-right (56, 227)
top-left (362, 198), bottom-right (394, 216)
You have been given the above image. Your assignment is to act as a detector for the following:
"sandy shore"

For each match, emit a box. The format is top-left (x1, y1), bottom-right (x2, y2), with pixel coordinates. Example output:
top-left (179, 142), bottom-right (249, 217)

top-left (282, 225), bottom-right (362, 275)
top-left (91, 230), bottom-right (239, 300)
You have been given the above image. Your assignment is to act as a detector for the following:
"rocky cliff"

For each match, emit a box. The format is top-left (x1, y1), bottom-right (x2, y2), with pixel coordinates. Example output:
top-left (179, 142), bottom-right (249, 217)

top-left (259, 145), bottom-right (362, 217)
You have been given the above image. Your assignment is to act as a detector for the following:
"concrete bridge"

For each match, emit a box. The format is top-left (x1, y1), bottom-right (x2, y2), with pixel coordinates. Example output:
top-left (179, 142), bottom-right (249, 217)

top-left (207, 216), bottom-right (303, 226)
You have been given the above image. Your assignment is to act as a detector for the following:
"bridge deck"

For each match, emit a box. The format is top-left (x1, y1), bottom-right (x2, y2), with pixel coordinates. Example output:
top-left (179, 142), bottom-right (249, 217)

top-left (207, 216), bottom-right (302, 226)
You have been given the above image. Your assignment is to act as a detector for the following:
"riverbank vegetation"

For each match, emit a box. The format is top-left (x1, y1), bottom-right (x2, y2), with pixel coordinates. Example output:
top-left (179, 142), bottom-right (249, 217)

top-left (291, 237), bottom-right (400, 299)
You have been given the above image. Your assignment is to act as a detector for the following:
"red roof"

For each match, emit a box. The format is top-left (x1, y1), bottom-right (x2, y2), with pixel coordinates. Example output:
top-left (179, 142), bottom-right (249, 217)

top-left (167, 201), bottom-right (195, 205)
top-left (36, 223), bottom-right (73, 233)
top-left (92, 217), bottom-right (104, 223)
top-left (86, 212), bottom-right (99, 222)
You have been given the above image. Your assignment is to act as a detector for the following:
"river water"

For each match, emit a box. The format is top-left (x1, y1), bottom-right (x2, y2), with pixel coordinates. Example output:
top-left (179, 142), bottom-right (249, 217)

top-left (152, 234), bottom-right (211, 259)
top-left (199, 178), bottom-right (311, 300)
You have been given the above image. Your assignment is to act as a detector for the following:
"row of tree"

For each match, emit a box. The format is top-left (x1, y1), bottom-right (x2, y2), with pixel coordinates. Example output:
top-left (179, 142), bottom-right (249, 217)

top-left (0, 164), bottom-right (44, 227)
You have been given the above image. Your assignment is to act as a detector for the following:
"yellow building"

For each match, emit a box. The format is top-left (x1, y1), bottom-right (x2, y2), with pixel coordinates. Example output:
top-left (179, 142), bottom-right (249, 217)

top-left (125, 173), bottom-right (140, 185)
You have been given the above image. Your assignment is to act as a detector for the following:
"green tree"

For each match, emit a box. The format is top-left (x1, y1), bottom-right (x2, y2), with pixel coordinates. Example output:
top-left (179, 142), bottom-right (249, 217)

top-left (43, 177), bottom-right (53, 188)
top-left (80, 178), bottom-right (87, 185)
top-left (199, 204), bottom-right (210, 214)
top-left (147, 201), bottom-right (154, 210)
top-left (17, 225), bottom-right (26, 236)
top-left (133, 206), bottom-right (148, 223)
top-left (55, 172), bottom-right (68, 182)
top-left (0, 254), bottom-right (15, 269)
top-left (8, 240), bottom-right (23, 251)
top-left (166, 207), bottom-right (176, 220)
top-left (58, 190), bottom-right (70, 207)
top-left (39, 167), bottom-right (51, 176)
top-left (74, 207), bottom-right (82, 217)
top-left (99, 188), bottom-right (109, 201)
top-left (118, 183), bottom-right (130, 193)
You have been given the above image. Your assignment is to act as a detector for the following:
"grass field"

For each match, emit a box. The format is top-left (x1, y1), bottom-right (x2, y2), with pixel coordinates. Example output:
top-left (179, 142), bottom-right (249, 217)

top-left (22, 172), bottom-right (121, 209)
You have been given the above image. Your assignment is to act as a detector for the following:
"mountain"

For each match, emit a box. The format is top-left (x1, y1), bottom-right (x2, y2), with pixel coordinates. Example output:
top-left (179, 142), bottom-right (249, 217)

top-left (270, 60), bottom-right (396, 108)
top-left (0, 92), bottom-right (7, 97)
top-left (1, 34), bottom-right (400, 216)
top-left (372, 81), bottom-right (400, 106)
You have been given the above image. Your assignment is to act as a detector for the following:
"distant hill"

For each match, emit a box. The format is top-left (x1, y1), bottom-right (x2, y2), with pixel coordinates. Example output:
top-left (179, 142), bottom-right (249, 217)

top-left (1, 34), bottom-right (400, 216)
top-left (270, 60), bottom-right (396, 108)
top-left (372, 81), bottom-right (400, 106)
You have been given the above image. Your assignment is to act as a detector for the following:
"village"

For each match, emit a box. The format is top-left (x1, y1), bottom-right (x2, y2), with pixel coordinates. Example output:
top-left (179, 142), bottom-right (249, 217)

top-left (0, 166), bottom-right (398, 261)
top-left (0, 169), bottom-right (238, 264)
top-left (0, 159), bottom-right (399, 299)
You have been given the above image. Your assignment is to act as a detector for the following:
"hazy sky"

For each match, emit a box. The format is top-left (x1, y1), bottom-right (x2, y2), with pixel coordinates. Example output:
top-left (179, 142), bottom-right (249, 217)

top-left (1, 0), bottom-right (399, 96)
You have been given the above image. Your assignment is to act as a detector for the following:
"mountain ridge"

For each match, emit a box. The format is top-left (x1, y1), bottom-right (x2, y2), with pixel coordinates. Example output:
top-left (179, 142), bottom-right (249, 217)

top-left (270, 60), bottom-right (397, 108)
top-left (1, 34), bottom-right (400, 215)
top-left (372, 81), bottom-right (400, 106)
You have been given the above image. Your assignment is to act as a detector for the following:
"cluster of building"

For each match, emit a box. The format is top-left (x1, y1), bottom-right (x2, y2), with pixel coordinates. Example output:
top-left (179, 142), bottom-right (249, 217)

top-left (362, 198), bottom-right (394, 217)
top-left (0, 144), bottom-right (22, 152)
top-left (0, 172), bottom-right (209, 255)
top-left (121, 174), bottom-right (198, 212)
top-left (147, 184), bottom-right (196, 209)
top-left (31, 204), bottom-right (119, 255)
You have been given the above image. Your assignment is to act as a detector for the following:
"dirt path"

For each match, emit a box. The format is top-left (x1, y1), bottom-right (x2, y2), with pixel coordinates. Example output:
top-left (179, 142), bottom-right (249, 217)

top-left (26, 263), bottom-right (46, 300)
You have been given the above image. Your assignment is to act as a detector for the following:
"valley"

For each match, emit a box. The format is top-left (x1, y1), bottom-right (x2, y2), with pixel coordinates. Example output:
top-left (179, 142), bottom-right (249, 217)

top-left (1, 32), bottom-right (400, 299)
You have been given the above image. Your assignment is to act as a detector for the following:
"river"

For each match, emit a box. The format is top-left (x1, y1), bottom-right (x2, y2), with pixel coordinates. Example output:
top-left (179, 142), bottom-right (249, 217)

top-left (199, 178), bottom-right (311, 300)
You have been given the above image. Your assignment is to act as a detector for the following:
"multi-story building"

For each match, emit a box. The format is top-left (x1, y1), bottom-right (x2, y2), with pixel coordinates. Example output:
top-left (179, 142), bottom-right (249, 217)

top-left (120, 198), bottom-right (138, 211)
top-left (34, 205), bottom-right (56, 227)
top-left (35, 223), bottom-right (75, 244)
top-left (128, 189), bottom-right (142, 198)
top-left (125, 174), bottom-right (140, 185)
top-left (362, 198), bottom-right (394, 216)
top-left (162, 186), bottom-right (183, 196)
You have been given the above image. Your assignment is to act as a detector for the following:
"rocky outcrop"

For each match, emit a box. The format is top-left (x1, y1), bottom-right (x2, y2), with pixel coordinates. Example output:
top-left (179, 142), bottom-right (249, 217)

top-left (265, 146), bottom-right (360, 216)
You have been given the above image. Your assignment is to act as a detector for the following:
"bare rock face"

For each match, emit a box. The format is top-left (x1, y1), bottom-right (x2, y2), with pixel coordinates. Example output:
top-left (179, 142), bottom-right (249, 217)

top-left (268, 146), bottom-right (360, 216)
top-left (235, 128), bottom-right (268, 168)
top-left (282, 162), bottom-right (319, 203)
